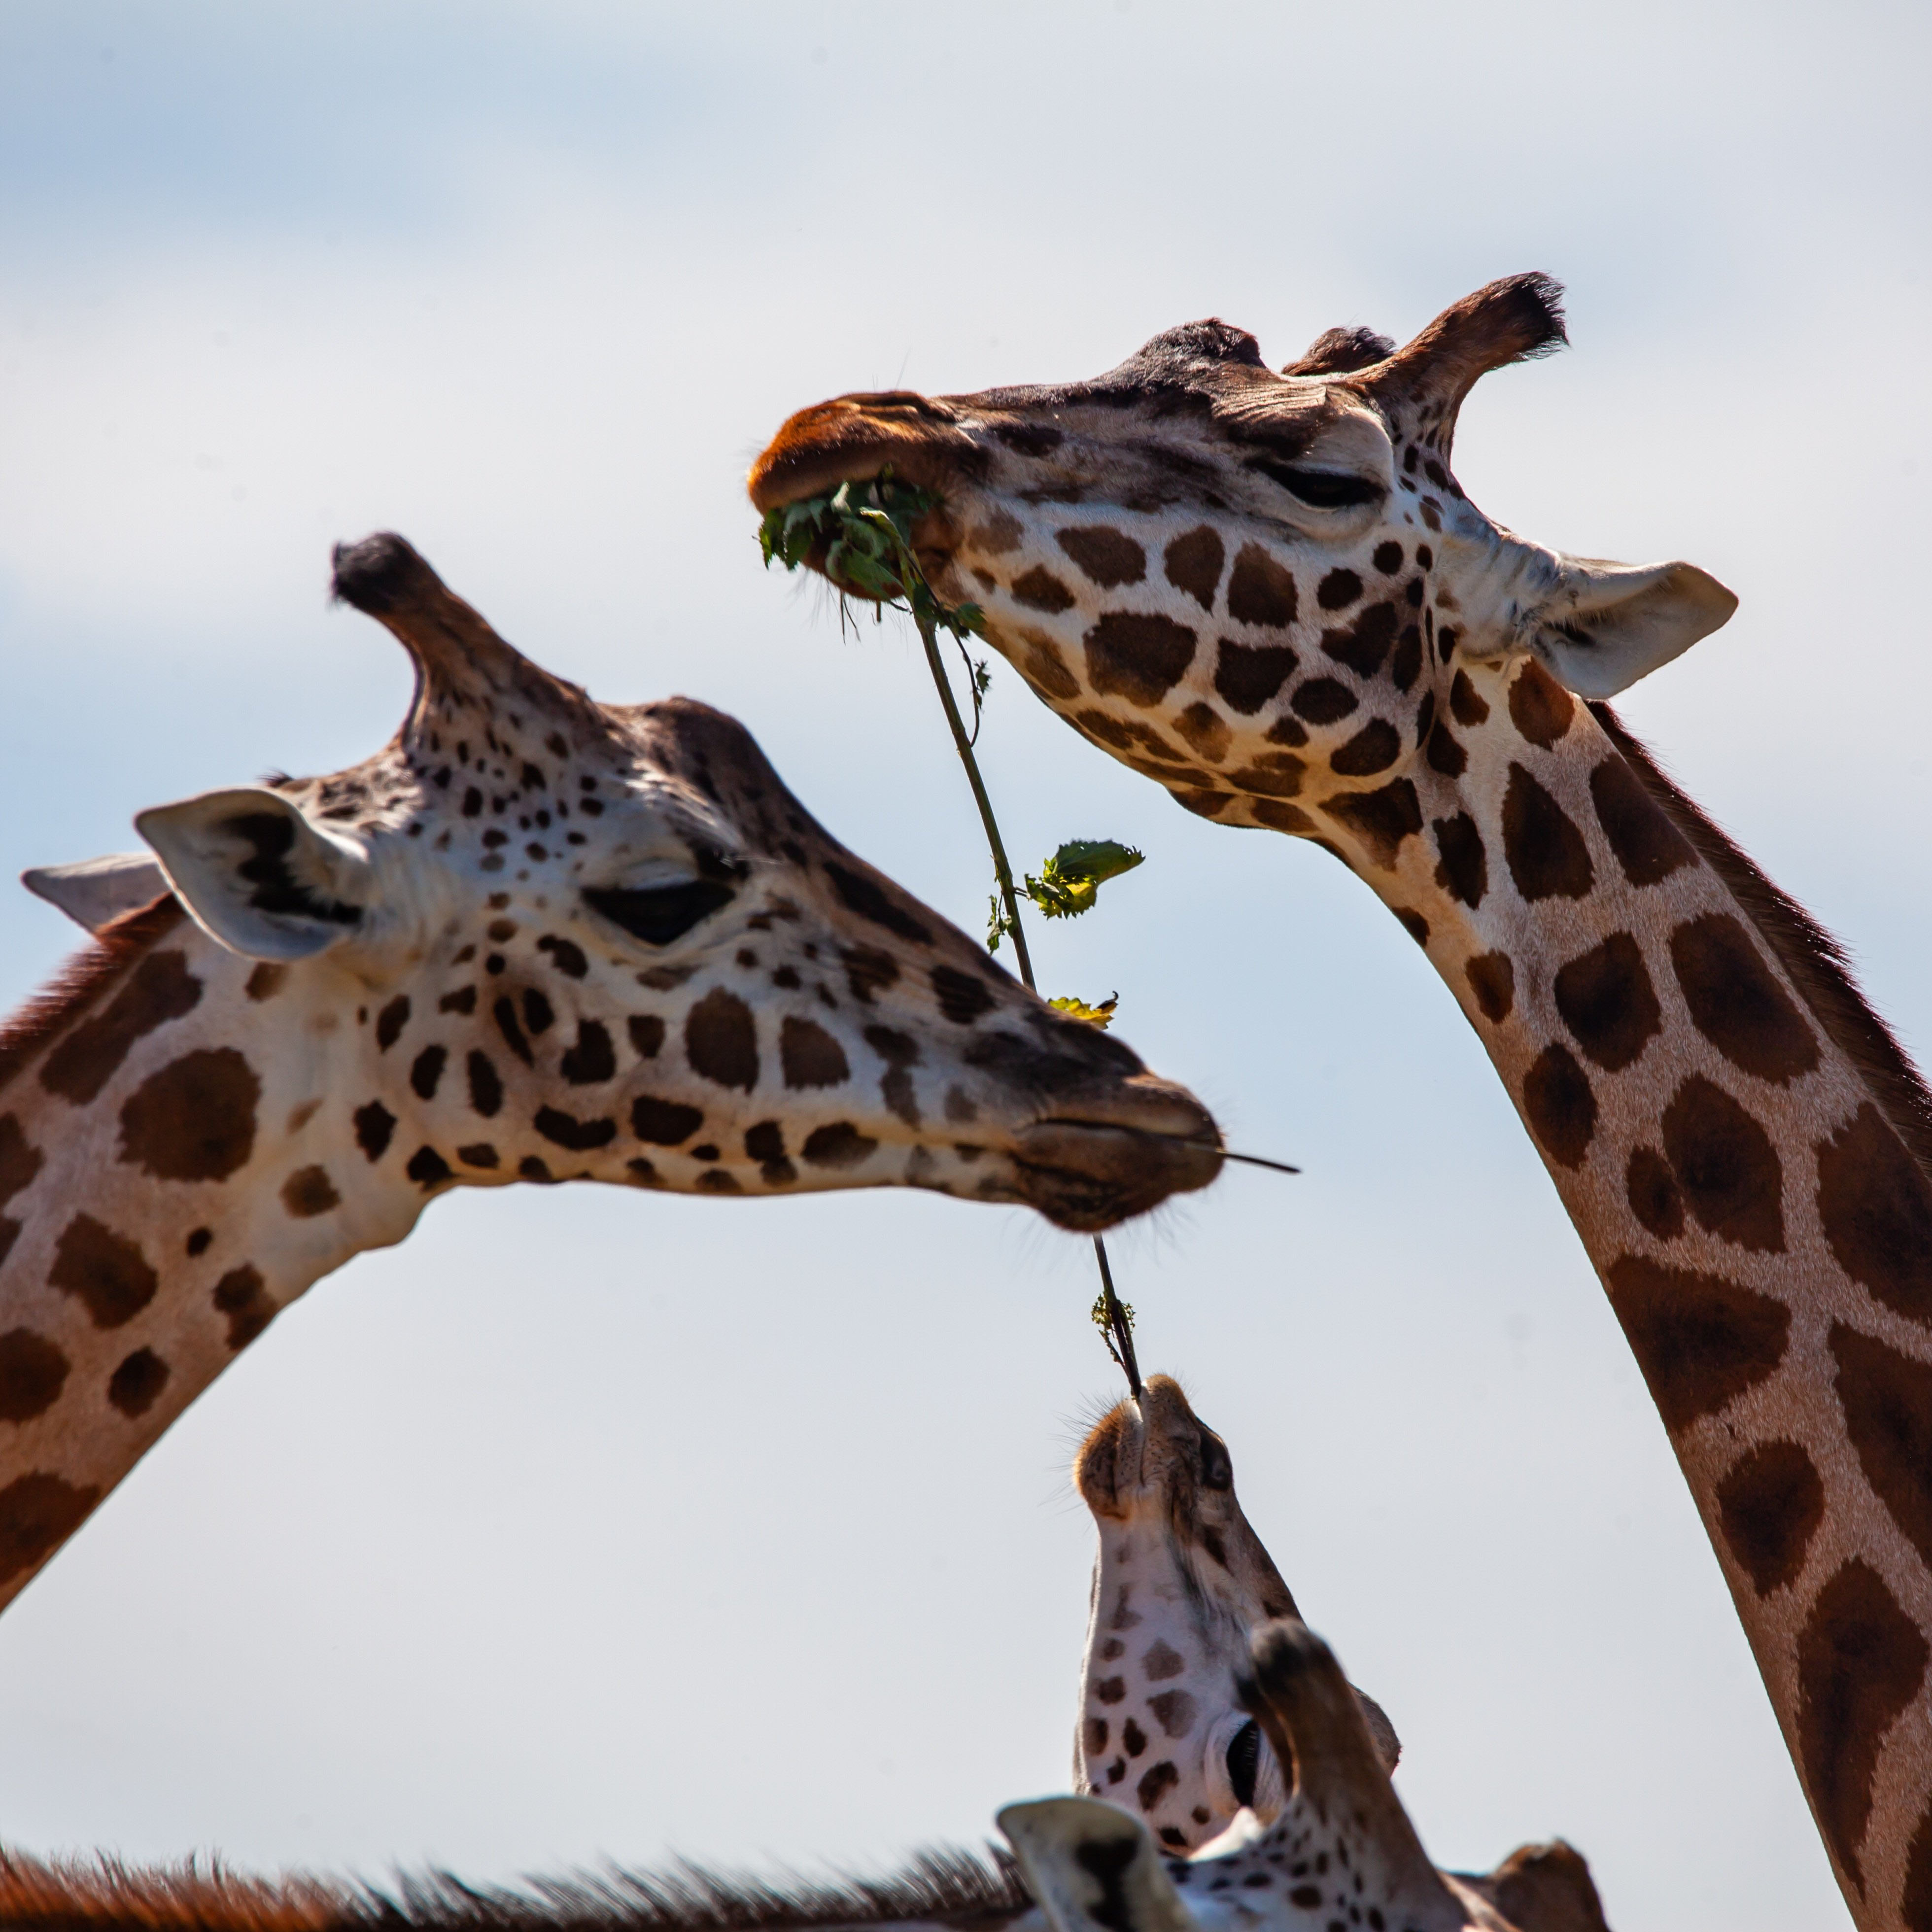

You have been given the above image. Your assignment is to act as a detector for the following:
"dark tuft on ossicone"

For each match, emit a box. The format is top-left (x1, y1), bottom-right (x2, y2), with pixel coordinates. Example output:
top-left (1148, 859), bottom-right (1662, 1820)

top-left (331, 532), bottom-right (439, 617)
top-left (1282, 326), bottom-right (1397, 378)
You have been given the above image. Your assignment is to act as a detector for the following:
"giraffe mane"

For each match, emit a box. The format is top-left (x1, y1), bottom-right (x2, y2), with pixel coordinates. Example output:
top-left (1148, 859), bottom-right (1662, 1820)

top-left (0, 893), bottom-right (185, 1100)
top-left (1591, 701), bottom-right (1932, 1182)
top-left (0, 1842), bottom-right (1031, 1932)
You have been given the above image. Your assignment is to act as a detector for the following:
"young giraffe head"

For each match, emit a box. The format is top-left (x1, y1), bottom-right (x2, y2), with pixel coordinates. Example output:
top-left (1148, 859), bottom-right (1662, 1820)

top-left (1072, 1375), bottom-right (1399, 1854)
top-left (749, 274), bottom-right (1733, 856)
top-left (0, 534), bottom-right (1220, 1608)
top-left (1007, 1619), bottom-right (1609, 1932)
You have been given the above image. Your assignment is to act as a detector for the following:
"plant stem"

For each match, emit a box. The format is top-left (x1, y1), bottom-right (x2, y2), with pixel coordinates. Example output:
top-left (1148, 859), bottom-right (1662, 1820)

top-left (915, 617), bottom-right (1141, 1398)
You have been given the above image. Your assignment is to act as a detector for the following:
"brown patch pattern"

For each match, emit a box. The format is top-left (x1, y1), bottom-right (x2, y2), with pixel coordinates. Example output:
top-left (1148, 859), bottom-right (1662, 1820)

top-left (1553, 932), bottom-right (1661, 1071)
top-left (1085, 613), bottom-right (1199, 707)
top-left (0, 1328), bottom-right (69, 1423)
top-left (118, 1047), bottom-right (261, 1181)
top-left (49, 1213), bottom-right (158, 1329)
top-left (1670, 913), bottom-right (1819, 1085)
top-left (1716, 1439), bottom-right (1824, 1595)
top-left (1829, 1321), bottom-right (1932, 1575)
top-left (1503, 764), bottom-right (1594, 900)
top-left (1522, 1044), bottom-right (1596, 1169)
top-left (1816, 1104), bottom-right (1932, 1329)
top-left (1661, 1075), bottom-right (1785, 1252)
top-left (38, 949), bottom-right (202, 1105)
top-left (1606, 1255), bottom-right (1790, 1433)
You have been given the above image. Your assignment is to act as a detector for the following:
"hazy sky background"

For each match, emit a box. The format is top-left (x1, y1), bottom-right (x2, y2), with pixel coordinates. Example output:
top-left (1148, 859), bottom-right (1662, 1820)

top-left (1, 5), bottom-right (1928, 1929)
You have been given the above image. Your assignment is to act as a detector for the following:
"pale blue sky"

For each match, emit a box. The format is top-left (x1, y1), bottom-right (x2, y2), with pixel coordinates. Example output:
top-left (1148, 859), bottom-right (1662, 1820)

top-left (0, 6), bottom-right (1927, 1929)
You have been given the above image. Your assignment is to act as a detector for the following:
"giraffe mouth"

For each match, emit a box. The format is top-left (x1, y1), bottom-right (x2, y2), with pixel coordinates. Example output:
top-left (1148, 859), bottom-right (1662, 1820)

top-left (1005, 1114), bottom-right (1224, 1231)
top-left (748, 392), bottom-right (973, 518)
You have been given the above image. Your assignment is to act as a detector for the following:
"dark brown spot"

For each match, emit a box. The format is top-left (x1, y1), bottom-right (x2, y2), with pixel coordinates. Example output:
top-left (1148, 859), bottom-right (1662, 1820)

top-left (1011, 565), bottom-right (1076, 613)
top-left (1085, 613), bottom-right (1199, 707)
top-left (107, 1346), bottom-right (170, 1418)
top-left (1717, 1441), bottom-right (1824, 1595)
top-left (244, 963), bottom-right (286, 1002)
top-left (801, 1122), bottom-right (877, 1169)
top-left (1796, 1559), bottom-right (1928, 1891)
top-left (0, 1328), bottom-right (69, 1423)
top-left (0, 1115), bottom-right (44, 1208)
top-left (0, 1472), bottom-right (100, 1587)
top-left (117, 1047), bottom-right (259, 1181)
top-left (212, 1262), bottom-right (276, 1348)
top-left (1503, 764), bottom-right (1594, 900)
top-left (1373, 541), bottom-right (1404, 574)
top-left (1143, 1639), bottom-right (1185, 1680)
top-left (1662, 1075), bottom-right (1785, 1251)
top-left (1249, 799), bottom-right (1315, 833)
top-left (376, 995), bottom-right (411, 1051)
top-left (410, 1044), bottom-right (447, 1100)
top-left (1605, 1255), bottom-right (1790, 1433)
top-left (459, 1051), bottom-right (501, 1121)
top-left (685, 989), bottom-right (759, 1091)
top-left (781, 1016), bottom-right (850, 1089)
top-left (1465, 951), bottom-right (1515, 1023)
top-left (1390, 622), bottom-right (1422, 691)
top-left (457, 1143), bottom-right (499, 1168)
top-left (632, 1095), bottom-right (704, 1145)
top-left (825, 862), bottom-right (932, 944)
top-left (438, 986), bottom-right (477, 1015)
top-left (536, 935), bottom-right (588, 978)
top-left (1522, 1043), bottom-right (1597, 1169)
top-left (534, 1106), bottom-right (616, 1151)
top-left (185, 1228), bottom-right (211, 1257)
top-left (932, 966), bottom-right (996, 1025)
top-left (1213, 641), bottom-right (1298, 715)
top-left (1670, 913), bottom-right (1818, 1083)
top-left (1332, 719), bottom-right (1400, 777)
top-left (279, 1165), bottom-right (340, 1219)
top-left (49, 1213), bottom-right (157, 1329)
top-left (1123, 1718), bottom-right (1148, 1758)
top-left (1164, 527), bottom-right (1224, 611)
top-left (1290, 678), bottom-right (1357, 724)
top-left (1227, 545), bottom-right (1298, 628)
top-left (841, 946), bottom-right (899, 1002)
top-left (405, 1146), bottom-right (452, 1189)
top-left (1172, 703), bottom-right (1230, 763)
top-left (561, 1020), bottom-right (617, 1085)
top-left (1830, 1321), bottom-right (1932, 1576)
top-left (1816, 1104), bottom-right (1932, 1329)
top-left (1320, 602), bottom-right (1399, 677)
top-left (1590, 755), bottom-right (1697, 886)
top-left (1395, 908), bottom-right (1429, 945)
top-left (1322, 779), bottom-right (1421, 869)
top-left (1083, 1716), bottom-right (1108, 1755)
top-left (40, 949), bottom-right (202, 1105)
top-left (1095, 1676), bottom-right (1126, 1705)
top-left (1449, 670), bottom-right (1489, 726)
top-left (353, 1100), bottom-right (396, 1160)
top-left (1224, 751), bottom-right (1305, 798)
top-left (1058, 526), bottom-right (1146, 588)
top-left (1425, 721), bottom-right (1467, 777)
top-left (1626, 1146), bottom-right (1685, 1239)
top-left (1554, 932), bottom-right (1662, 1072)
top-left (1315, 568), bottom-right (1360, 612)
top-left (627, 1015), bottom-right (665, 1060)
top-left (521, 988), bottom-right (555, 1035)
top-left (1431, 812), bottom-right (1487, 908)
top-left (1136, 1761), bottom-right (1180, 1813)
top-left (1508, 661), bottom-right (1575, 746)
top-left (1146, 1689), bottom-right (1198, 1738)
top-left (1019, 630), bottom-right (1080, 699)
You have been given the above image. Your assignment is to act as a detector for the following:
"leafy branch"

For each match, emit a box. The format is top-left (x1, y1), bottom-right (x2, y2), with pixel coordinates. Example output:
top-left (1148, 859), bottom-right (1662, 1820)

top-left (761, 470), bottom-right (1145, 1389)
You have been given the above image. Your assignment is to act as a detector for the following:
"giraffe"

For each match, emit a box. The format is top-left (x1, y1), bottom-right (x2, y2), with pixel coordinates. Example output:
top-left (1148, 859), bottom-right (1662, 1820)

top-left (1007, 1617), bottom-right (1601, 1932)
top-left (750, 276), bottom-right (1932, 1932)
top-left (1070, 1373), bottom-right (1401, 1852)
top-left (1067, 1376), bottom-right (1607, 1932)
top-left (0, 530), bottom-right (1222, 1614)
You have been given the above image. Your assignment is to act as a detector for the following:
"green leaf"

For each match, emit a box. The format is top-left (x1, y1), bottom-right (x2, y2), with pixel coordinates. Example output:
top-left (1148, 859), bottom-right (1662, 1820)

top-left (1049, 992), bottom-right (1119, 1029)
top-left (1022, 839), bottom-right (1146, 920)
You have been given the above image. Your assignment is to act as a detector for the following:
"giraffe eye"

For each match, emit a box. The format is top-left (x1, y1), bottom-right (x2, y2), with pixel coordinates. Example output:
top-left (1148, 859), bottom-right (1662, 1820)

top-left (1247, 459), bottom-right (1384, 509)
top-left (1225, 1719), bottom-right (1262, 1809)
top-left (584, 880), bottom-right (735, 945)
top-left (1199, 1433), bottom-right (1233, 1490)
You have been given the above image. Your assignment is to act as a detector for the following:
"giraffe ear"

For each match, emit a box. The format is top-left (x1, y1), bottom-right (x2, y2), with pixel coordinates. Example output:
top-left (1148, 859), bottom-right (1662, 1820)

top-left (22, 854), bottom-right (171, 933)
top-left (1522, 556), bottom-right (1739, 699)
top-left (135, 788), bottom-right (372, 962)
top-left (997, 1798), bottom-right (1194, 1932)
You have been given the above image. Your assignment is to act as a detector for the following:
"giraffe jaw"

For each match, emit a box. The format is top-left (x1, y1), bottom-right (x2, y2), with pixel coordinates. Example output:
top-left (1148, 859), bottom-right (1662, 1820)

top-left (1005, 1116), bottom-right (1222, 1231)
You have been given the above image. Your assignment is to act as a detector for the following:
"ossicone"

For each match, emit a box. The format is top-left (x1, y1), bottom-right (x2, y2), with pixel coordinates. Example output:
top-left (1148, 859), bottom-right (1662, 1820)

top-left (1354, 272), bottom-right (1568, 450)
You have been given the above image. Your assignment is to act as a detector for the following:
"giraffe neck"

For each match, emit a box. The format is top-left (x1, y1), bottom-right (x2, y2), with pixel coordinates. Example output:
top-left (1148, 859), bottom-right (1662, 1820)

top-left (1305, 656), bottom-right (1932, 1932)
top-left (0, 902), bottom-right (425, 1610)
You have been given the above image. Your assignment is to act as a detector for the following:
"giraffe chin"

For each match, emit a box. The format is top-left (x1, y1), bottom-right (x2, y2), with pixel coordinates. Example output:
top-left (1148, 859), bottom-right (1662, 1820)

top-left (1005, 1120), bottom-right (1222, 1232)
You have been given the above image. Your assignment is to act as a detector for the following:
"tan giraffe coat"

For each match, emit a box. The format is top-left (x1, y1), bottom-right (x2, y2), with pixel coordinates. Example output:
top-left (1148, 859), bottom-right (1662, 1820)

top-left (752, 278), bottom-right (1932, 1932)
top-left (0, 533), bottom-right (1221, 1614)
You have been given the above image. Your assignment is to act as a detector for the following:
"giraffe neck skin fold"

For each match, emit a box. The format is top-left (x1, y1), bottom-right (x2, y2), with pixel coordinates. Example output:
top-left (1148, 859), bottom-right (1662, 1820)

top-left (1313, 657), bottom-right (1932, 1927)
top-left (0, 907), bottom-right (426, 1612)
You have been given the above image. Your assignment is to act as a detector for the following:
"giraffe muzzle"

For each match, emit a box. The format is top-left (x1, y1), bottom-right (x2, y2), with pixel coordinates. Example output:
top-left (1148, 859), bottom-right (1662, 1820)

top-left (1008, 1081), bottom-right (1224, 1230)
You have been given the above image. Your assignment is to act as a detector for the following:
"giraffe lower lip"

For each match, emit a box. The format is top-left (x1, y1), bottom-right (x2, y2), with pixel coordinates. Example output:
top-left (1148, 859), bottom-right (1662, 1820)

top-left (1009, 1121), bottom-right (1224, 1230)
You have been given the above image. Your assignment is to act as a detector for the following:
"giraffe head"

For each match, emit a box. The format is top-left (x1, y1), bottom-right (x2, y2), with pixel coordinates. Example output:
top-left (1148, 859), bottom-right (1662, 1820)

top-left (749, 275), bottom-right (1736, 849)
top-left (1072, 1376), bottom-right (1398, 1854)
top-left (90, 533), bottom-right (1221, 1230)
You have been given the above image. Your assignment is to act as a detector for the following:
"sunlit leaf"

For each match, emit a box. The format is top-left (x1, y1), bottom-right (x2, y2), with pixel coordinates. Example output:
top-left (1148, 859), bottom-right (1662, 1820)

top-left (1049, 992), bottom-right (1119, 1029)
